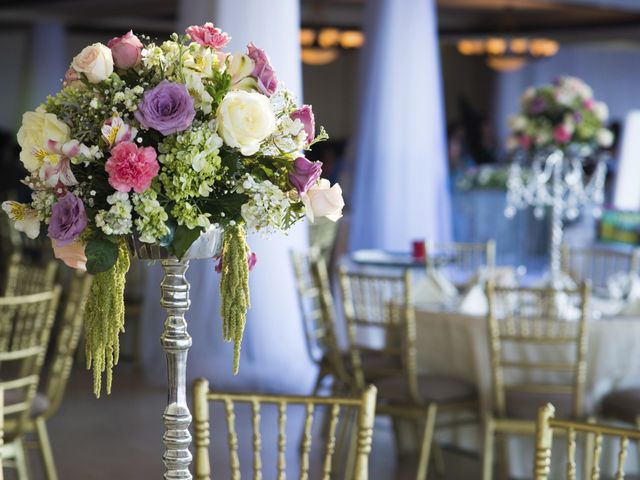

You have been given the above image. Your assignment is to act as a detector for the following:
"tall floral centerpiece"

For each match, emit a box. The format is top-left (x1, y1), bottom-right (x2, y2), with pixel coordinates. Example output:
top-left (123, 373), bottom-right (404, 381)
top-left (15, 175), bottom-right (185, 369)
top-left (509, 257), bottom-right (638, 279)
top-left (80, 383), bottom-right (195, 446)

top-left (3, 23), bottom-right (344, 478)
top-left (505, 75), bottom-right (612, 287)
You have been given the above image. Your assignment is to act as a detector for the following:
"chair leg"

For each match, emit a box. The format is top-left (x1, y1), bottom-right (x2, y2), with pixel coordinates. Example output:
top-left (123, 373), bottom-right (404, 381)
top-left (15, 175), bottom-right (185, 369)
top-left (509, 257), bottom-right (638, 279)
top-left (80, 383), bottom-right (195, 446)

top-left (431, 442), bottom-right (446, 477)
top-left (583, 415), bottom-right (597, 478)
top-left (416, 404), bottom-right (437, 480)
top-left (35, 417), bottom-right (58, 480)
top-left (14, 439), bottom-right (29, 480)
top-left (481, 417), bottom-right (495, 480)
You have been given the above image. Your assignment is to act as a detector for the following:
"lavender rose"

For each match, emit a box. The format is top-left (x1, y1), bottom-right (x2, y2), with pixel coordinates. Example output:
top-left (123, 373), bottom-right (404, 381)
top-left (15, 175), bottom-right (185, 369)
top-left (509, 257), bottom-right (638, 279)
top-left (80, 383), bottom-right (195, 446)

top-left (247, 43), bottom-right (277, 97)
top-left (289, 157), bottom-right (322, 194)
top-left (291, 105), bottom-right (315, 144)
top-left (135, 80), bottom-right (196, 135)
top-left (48, 192), bottom-right (87, 246)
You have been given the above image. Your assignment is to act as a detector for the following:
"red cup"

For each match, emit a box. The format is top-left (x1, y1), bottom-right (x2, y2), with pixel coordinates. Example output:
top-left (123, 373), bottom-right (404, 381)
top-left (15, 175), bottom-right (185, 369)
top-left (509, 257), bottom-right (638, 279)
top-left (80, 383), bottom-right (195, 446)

top-left (412, 240), bottom-right (426, 261)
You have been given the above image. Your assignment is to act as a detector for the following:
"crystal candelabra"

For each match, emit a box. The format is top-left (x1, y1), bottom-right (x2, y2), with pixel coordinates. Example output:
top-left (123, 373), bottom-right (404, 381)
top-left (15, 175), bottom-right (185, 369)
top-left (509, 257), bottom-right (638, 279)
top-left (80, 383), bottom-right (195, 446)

top-left (504, 148), bottom-right (608, 288)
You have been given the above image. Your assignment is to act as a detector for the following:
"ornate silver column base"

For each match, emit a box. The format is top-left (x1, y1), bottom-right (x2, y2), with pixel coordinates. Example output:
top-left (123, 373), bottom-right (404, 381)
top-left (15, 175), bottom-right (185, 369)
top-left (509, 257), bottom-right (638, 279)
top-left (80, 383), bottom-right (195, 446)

top-left (128, 226), bottom-right (224, 480)
top-left (160, 259), bottom-right (193, 480)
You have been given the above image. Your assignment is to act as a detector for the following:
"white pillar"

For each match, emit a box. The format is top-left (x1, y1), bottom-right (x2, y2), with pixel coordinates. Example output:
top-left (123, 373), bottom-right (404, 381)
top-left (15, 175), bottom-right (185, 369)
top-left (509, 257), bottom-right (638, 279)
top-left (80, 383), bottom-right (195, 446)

top-left (349, 0), bottom-right (452, 251)
top-left (142, 0), bottom-right (314, 393)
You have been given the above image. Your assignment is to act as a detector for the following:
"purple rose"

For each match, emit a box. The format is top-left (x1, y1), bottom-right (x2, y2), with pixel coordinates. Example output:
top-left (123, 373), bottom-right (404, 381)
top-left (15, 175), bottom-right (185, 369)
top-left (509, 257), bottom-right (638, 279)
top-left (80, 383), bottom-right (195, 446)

top-left (48, 192), bottom-right (87, 246)
top-left (134, 80), bottom-right (195, 135)
top-left (530, 96), bottom-right (546, 114)
top-left (291, 105), bottom-right (315, 144)
top-left (247, 43), bottom-right (278, 97)
top-left (289, 157), bottom-right (322, 194)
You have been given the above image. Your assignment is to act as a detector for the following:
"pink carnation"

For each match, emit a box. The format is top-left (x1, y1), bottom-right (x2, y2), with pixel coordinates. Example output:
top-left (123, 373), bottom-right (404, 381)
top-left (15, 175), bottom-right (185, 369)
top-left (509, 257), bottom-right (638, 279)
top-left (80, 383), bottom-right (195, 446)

top-left (553, 125), bottom-right (572, 144)
top-left (105, 141), bottom-right (159, 193)
top-left (185, 23), bottom-right (230, 50)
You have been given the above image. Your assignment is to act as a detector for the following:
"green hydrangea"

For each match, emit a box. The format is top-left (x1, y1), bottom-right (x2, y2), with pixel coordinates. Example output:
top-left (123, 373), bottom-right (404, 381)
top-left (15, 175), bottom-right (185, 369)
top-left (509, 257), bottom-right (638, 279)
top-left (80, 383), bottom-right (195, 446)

top-left (132, 189), bottom-right (169, 243)
top-left (171, 200), bottom-right (210, 229)
top-left (157, 122), bottom-right (224, 201)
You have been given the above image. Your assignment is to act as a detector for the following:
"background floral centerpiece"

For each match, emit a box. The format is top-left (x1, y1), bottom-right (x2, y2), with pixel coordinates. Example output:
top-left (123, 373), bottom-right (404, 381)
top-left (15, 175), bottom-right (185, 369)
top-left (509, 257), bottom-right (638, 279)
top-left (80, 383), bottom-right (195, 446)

top-left (2, 23), bottom-right (343, 396)
top-left (507, 75), bottom-right (613, 154)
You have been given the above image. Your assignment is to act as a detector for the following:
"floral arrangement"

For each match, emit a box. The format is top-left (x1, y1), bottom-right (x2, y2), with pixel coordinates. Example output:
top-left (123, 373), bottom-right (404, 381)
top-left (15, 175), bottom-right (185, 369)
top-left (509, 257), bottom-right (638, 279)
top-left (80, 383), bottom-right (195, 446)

top-left (454, 165), bottom-right (526, 191)
top-left (507, 75), bottom-right (613, 154)
top-left (2, 23), bottom-right (344, 396)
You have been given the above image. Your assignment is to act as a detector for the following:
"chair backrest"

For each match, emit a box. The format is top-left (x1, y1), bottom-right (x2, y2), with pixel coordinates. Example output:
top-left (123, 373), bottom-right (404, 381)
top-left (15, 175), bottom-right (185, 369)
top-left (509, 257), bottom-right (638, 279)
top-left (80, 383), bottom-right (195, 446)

top-left (192, 379), bottom-right (377, 480)
top-left (534, 403), bottom-right (640, 480)
top-left (424, 240), bottom-right (496, 286)
top-left (290, 249), bottom-right (342, 369)
top-left (0, 287), bottom-right (61, 435)
top-left (486, 283), bottom-right (590, 419)
top-left (561, 245), bottom-right (640, 294)
top-left (3, 253), bottom-right (58, 296)
top-left (42, 270), bottom-right (92, 418)
top-left (338, 267), bottom-right (421, 401)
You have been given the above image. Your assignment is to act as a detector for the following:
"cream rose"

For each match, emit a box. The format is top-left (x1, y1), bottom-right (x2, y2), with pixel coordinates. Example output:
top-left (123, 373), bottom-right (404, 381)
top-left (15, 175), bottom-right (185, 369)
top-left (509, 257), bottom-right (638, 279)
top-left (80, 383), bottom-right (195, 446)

top-left (304, 179), bottom-right (345, 222)
top-left (17, 109), bottom-right (70, 172)
top-left (216, 90), bottom-right (276, 156)
top-left (71, 43), bottom-right (114, 83)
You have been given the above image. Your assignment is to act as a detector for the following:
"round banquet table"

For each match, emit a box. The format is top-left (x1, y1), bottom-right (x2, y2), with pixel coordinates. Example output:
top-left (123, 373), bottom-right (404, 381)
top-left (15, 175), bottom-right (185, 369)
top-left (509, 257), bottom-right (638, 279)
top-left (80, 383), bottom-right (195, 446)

top-left (413, 301), bottom-right (640, 477)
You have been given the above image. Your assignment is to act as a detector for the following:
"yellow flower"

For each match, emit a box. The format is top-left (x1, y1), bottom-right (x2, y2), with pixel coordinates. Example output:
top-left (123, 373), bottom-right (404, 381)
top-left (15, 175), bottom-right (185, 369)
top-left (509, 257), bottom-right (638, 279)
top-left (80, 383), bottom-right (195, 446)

top-left (17, 109), bottom-right (70, 172)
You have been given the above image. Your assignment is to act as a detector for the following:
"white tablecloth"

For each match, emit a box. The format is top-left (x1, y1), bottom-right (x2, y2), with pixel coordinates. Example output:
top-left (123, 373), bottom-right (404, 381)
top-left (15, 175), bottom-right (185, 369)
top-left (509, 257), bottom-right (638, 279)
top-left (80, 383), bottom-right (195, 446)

top-left (414, 305), bottom-right (640, 477)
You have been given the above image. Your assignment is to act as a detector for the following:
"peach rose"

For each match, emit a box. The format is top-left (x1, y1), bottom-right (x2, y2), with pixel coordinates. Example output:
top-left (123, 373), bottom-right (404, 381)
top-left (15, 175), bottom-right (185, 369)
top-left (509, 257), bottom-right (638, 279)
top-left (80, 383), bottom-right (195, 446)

top-left (52, 239), bottom-right (87, 271)
top-left (304, 179), bottom-right (345, 222)
top-left (71, 43), bottom-right (113, 83)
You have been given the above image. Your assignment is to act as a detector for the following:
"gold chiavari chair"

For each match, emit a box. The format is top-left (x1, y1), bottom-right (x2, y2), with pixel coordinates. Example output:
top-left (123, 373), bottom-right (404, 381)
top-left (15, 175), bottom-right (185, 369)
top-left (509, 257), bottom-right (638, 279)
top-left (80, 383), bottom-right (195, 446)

top-left (339, 267), bottom-right (478, 479)
top-left (534, 403), bottom-right (640, 479)
top-left (291, 248), bottom-right (350, 393)
top-left (561, 244), bottom-right (640, 294)
top-left (2, 253), bottom-right (58, 296)
top-left (0, 287), bottom-right (61, 479)
top-left (424, 240), bottom-right (496, 287)
top-left (0, 386), bottom-right (4, 480)
top-left (21, 270), bottom-right (92, 480)
top-left (482, 282), bottom-right (590, 480)
top-left (192, 378), bottom-right (377, 479)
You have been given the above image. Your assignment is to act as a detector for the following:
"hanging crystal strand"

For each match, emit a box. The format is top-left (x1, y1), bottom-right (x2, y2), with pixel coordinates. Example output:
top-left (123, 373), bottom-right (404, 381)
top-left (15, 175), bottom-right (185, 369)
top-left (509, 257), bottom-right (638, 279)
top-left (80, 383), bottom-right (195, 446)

top-left (549, 150), bottom-right (565, 290)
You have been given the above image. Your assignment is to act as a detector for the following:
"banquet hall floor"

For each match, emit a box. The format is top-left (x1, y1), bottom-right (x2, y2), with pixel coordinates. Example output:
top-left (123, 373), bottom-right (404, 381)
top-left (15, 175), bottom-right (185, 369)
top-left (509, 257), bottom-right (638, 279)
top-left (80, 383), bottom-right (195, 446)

top-left (12, 364), bottom-right (482, 479)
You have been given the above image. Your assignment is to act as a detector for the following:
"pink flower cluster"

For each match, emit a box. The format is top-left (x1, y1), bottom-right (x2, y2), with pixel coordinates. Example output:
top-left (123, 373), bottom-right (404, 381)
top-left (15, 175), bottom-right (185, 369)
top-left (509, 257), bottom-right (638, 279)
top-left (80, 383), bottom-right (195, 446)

top-left (186, 23), bottom-right (230, 50)
top-left (105, 142), bottom-right (159, 193)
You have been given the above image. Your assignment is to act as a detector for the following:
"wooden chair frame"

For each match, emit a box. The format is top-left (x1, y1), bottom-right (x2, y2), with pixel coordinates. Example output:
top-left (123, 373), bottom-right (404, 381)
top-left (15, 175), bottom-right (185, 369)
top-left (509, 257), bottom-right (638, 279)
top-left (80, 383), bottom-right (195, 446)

top-left (339, 267), bottom-right (478, 479)
top-left (561, 244), bottom-right (640, 294)
top-left (192, 379), bottom-right (377, 480)
top-left (0, 287), bottom-right (61, 479)
top-left (482, 282), bottom-right (590, 480)
top-left (424, 240), bottom-right (496, 287)
top-left (535, 403), bottom-right (640, 479)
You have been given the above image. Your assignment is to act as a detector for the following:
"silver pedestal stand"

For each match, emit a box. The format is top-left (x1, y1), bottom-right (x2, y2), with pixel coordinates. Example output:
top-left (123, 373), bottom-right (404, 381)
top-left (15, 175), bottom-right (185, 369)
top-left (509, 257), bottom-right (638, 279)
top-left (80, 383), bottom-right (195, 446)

top-left (128, 227), bottom-right (224, 480)
top-left (505, 148), bottom-right (607, 288)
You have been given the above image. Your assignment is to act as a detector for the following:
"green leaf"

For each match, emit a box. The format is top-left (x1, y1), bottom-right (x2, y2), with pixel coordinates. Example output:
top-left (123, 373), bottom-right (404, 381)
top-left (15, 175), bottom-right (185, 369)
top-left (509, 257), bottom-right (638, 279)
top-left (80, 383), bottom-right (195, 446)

top-left (171, 225), bottom-right (202, 260)
top-left (85, 235), bottom-right (119, 274)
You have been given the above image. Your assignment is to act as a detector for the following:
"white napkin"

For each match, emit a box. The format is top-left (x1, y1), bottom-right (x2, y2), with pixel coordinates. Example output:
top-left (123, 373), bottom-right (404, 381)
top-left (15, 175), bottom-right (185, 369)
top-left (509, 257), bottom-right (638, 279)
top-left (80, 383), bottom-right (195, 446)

top-left (458, 283), bottom-right (488, 316)
top-left (413, 269), bottom-right (458, 306)
top-left (468, 266), bottom-right (517, 288)
top-left (619, 275), bottom-right (640, 316)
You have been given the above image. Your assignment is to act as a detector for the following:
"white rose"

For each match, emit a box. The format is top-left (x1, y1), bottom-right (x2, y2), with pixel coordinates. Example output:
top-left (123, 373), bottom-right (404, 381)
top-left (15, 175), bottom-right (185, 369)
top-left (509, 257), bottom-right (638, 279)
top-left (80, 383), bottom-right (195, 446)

top-left (71, 43), bottom-right (114, 83)
top-left (597, 128), bottom-right (614, 148)
top-left (217, 90), bottom-right (276, 156)
top-left (594, 101), bottom-right (609, 122)
top-left (508, 115), bottom-right (527, 132)
top-left (303, 179), bottom-right (345, 222)
top-left (17, 109), bottom-right (70, 172)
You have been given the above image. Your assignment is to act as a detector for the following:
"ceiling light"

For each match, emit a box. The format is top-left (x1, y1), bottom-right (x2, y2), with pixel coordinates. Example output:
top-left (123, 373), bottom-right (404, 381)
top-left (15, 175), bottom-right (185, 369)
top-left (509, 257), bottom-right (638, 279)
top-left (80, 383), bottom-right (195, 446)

top-left (302, 47), bottom-right (339, 65)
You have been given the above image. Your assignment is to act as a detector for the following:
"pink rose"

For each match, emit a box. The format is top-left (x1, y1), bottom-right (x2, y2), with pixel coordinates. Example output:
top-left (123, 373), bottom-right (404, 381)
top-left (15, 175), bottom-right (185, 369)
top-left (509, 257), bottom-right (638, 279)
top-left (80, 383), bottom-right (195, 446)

top-left (52, 239), bottom-right (87, 271)
top-left (304, 179), bottom-right (345, 223)
top-left (290, 105), bottom-right (315, 144)
top-left (63, 68), bottom-right (83, 88)
top-left (105, 141), bottom-right (159, 193)
top-left (247, 43), bottom-right (278, 96)
top-left (108, 31), bottom-right (143, 70)
top-left (553, 125), bottom-right (572, 144)
top-left (185, 23), bottom-right (230, 50)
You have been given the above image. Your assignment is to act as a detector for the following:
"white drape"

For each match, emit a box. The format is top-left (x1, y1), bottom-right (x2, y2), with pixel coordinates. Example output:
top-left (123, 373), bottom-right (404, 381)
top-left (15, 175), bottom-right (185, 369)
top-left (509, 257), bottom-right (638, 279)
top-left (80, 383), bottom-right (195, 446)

top-left (349, 0), bottom-right (452, 251)
top-left (140, 0), bottom-right (314, 393)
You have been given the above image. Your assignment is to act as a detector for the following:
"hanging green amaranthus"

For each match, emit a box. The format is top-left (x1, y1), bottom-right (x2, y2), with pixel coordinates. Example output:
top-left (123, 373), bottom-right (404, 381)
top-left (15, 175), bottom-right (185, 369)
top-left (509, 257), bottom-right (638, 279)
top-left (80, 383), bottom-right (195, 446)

top-left (219, 224), bottom-right (251, 374)
top-left (84, 239), bottom-right (130, 397)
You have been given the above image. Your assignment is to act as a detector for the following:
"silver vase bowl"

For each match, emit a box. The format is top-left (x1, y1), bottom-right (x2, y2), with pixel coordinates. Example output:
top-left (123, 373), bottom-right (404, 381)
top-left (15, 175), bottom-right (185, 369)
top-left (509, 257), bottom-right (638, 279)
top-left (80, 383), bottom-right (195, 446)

top-left (127, 225), bottom-right (225, 261)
